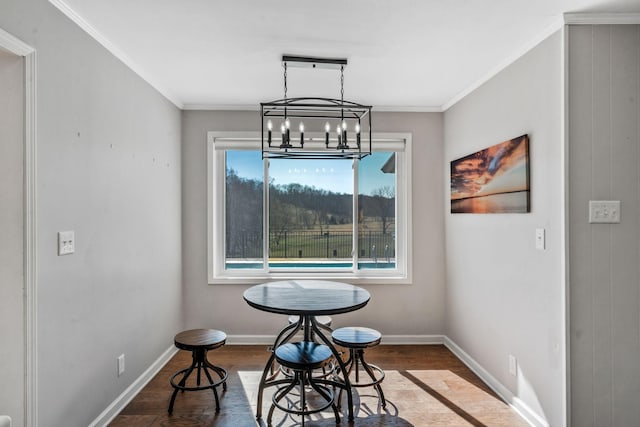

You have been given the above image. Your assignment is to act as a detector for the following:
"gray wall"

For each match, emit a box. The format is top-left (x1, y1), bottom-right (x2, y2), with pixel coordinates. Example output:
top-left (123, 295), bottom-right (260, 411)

top-left (0, 48), bottom-right (25, 426)
top-left (568, 24), bottom-right (640, 427)
top-left (444, 31), bottom-right (564, 426)
top-left (182, 110), bottom-right (445, 337)
top-left (0, 1), bottom-right (183, 426)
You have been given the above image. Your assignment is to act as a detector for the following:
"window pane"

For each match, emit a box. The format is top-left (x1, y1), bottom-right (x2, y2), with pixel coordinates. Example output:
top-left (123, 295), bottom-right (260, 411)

top-left (268, 159), bottom-right (353, 268)
top-left (225, 151), bottom-right (263, 268)
top-left (358, 152), bottom-right (396, 269)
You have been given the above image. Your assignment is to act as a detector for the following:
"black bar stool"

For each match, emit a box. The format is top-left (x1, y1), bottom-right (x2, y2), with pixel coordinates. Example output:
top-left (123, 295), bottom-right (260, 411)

top-left (332, 326), bottom-right (386, 408)
top-left (168, 329), bottom-right (228, 414)
top-left (280, 315), bottom-right (335, 378)
top-left (267, 341), bottom-right (340, 426)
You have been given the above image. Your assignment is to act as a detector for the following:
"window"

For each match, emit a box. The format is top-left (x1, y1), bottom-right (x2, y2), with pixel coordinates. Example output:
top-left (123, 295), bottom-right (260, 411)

top-left (208, 132), bottom-right (412, 284)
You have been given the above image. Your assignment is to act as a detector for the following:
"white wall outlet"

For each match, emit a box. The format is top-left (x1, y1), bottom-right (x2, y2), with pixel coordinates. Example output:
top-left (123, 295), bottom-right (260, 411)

top-left (117, 354), bottom-right (125, 376)
top-left (535, 228), bottom-right (545, 250)
top-left (589, 200), bottom-right (620, 223)
top-left (57, 231), bottom-right (75, 255)
top-left (508, 354), bottom-right (517, 377)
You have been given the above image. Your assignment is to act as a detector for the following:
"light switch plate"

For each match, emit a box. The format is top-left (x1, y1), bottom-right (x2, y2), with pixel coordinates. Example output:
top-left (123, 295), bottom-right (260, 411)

top-left (117, 354), bottom-right (125, 376)
top-left (589, 200), bottom-right (620, 223)
top-left (535, 228), bottom-right (545, 250)
top-left (509, 355), bottom-right (517, 377)
top-left (58, 231), bottom-right (75, 255)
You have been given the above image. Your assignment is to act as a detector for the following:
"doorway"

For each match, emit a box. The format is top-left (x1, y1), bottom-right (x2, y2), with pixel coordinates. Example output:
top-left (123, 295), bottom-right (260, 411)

top-left (0, 45), bottom-right (25, 427)
top-left (0, 27), bottom-right (37, 427)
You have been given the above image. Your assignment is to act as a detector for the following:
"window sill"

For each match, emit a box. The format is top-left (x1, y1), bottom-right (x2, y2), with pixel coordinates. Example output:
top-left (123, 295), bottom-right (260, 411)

top-left (208, 271), bottom-right (412, 286)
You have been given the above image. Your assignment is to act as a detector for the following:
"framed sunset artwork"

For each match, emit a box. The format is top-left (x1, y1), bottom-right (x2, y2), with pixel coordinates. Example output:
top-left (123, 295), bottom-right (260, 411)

top-left (450, 134), bottom-right (530, 213)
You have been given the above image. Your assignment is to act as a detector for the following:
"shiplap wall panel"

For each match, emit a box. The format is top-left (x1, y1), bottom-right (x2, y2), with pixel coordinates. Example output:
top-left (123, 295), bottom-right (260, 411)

top-left (609, 25), bottom-right (640, 427)
top-left (591, 26), bottom-right (615, 427)
top-left (569, 24), bottom-right (640, 427)
top-left (567, 25), bottom-right (595, 427)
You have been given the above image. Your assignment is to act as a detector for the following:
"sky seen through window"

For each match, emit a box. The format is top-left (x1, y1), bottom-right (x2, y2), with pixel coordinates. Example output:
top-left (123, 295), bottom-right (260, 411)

top-left (227, 151), bottom-right (394, 196)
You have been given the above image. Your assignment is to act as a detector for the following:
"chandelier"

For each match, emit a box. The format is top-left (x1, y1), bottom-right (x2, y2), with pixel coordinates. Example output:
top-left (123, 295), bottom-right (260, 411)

top-left (261, 55), bottom-right (372, 160)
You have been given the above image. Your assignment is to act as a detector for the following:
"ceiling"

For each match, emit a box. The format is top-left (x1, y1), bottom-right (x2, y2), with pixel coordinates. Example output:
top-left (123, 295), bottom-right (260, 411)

top-left (52, 0), bottom-right (639, 111)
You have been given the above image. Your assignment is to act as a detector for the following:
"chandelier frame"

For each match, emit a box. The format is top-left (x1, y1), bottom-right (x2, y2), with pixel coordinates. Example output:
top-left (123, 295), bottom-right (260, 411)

top-left (261, 55), bottom-right (372, 160)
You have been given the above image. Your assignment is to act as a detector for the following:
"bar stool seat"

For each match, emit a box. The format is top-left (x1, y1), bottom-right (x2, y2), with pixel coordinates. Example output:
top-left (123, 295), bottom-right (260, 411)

top-left (277, 315), bottom-right (335, 379)
top-left (168, 329), bottom-right (228, 414)
top-left (332, 326), bottom-right (386, 408)
top-left (267, 341), bottom-right (340, 426)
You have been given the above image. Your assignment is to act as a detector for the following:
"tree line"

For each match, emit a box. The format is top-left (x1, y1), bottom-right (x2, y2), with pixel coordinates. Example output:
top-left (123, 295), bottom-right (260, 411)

top-left (225, 167), bottom-right (395, 257)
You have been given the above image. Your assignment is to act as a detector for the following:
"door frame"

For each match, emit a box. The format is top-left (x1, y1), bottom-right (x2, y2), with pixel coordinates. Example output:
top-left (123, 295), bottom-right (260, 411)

top-left (0, 27), bottom-right (37, 427)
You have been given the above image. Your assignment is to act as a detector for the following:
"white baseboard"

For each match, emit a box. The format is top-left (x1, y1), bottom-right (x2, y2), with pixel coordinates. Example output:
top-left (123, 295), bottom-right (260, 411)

top-left (380, 334), bottom-right (444, 345)
top-left (225, 334), bottom-right (445, 346)
top-left (88, 345), bottom-right (179, 427)
top-left (443, 337), bottom-right (549, 427)
top-left (226, 335), bottom-right (277, 345)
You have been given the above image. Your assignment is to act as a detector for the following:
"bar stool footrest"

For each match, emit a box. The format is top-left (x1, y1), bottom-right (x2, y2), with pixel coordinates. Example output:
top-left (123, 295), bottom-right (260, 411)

top-left (169, 365), bottom-right (228, 392)
top-left (348, 362), bottom-right (385, 388)
top-left (271, 380), bottom-right (335, 415)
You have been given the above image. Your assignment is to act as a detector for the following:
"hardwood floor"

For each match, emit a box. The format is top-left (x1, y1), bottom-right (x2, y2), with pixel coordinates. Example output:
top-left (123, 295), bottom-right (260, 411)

top-left (108, 345), bottom-right (529, 427)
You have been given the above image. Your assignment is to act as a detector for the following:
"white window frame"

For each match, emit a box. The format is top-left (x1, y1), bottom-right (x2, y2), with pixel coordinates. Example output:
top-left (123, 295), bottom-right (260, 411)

top-left (207, 131), bottom-right (412, 284)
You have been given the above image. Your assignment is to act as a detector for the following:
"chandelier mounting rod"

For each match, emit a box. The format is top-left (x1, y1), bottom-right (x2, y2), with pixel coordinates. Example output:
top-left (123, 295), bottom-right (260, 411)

top-left (282, 55), bottom-right (347, 70)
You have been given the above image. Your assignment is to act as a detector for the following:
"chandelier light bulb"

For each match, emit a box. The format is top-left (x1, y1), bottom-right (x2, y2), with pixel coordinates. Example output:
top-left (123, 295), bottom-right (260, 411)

top-left (355, 123), bottom-right (361, 134)
top-left (324, 122), bottom-right (330, 147)
top-left (283, 119), bottom-right (291, 145)
top-left (341, 120), bottom-right (348, 146)
top-left (267, 120), bottom-right (273, 146)
top-left (280, 122), bottom-right (286, 145)
top-left (299, 122), bottom-right (304, 147)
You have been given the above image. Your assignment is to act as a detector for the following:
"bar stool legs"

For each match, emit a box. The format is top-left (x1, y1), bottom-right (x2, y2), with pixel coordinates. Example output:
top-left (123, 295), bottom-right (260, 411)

top-left (332, 327), bottom-right (386, 409)
top-left (168, 329), bottom-right (228, 414)
top-left (267, 369), bottom-right (340, 426)
top-left (342, 347), bottom-right (386, 408)
top-left (267, 341), bottom-right (340, 426)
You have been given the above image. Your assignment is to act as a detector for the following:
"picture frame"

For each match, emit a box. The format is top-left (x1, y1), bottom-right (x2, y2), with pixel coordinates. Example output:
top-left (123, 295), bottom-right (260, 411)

top-left (450, 134), bottom-right (530, 213)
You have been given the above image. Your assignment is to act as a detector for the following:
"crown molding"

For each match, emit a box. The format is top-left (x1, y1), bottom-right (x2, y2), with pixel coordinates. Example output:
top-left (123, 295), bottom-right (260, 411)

top-left (564, 13), bottom-right (640, 25)
top-left (0, 27), bottom-right (34, 55)
top-left (48, 0), bottom-right (184, 109)
top-left (51, 0), bottom-right (631, 114)
top-left (182, 104), bottom-right (260, 111)
top-left (183, 103), bottom-right (443, 113)
top-left (442, 15), bottom-right (564, 111)
top-left (373, 105), bottom-right (443, 113)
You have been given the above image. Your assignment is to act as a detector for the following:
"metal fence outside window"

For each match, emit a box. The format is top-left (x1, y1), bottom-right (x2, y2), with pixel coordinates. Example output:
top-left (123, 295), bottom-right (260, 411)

top-left (226, 230), bottom-right (395, 260)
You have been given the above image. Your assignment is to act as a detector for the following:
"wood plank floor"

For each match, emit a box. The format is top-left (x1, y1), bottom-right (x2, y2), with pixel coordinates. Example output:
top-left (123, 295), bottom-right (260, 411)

top-left (108, 345), bottom-right (529, 427)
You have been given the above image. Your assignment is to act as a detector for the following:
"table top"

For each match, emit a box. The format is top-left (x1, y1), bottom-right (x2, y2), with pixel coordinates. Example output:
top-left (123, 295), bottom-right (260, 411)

top-left (243, 280), bottom-right (370, 316)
